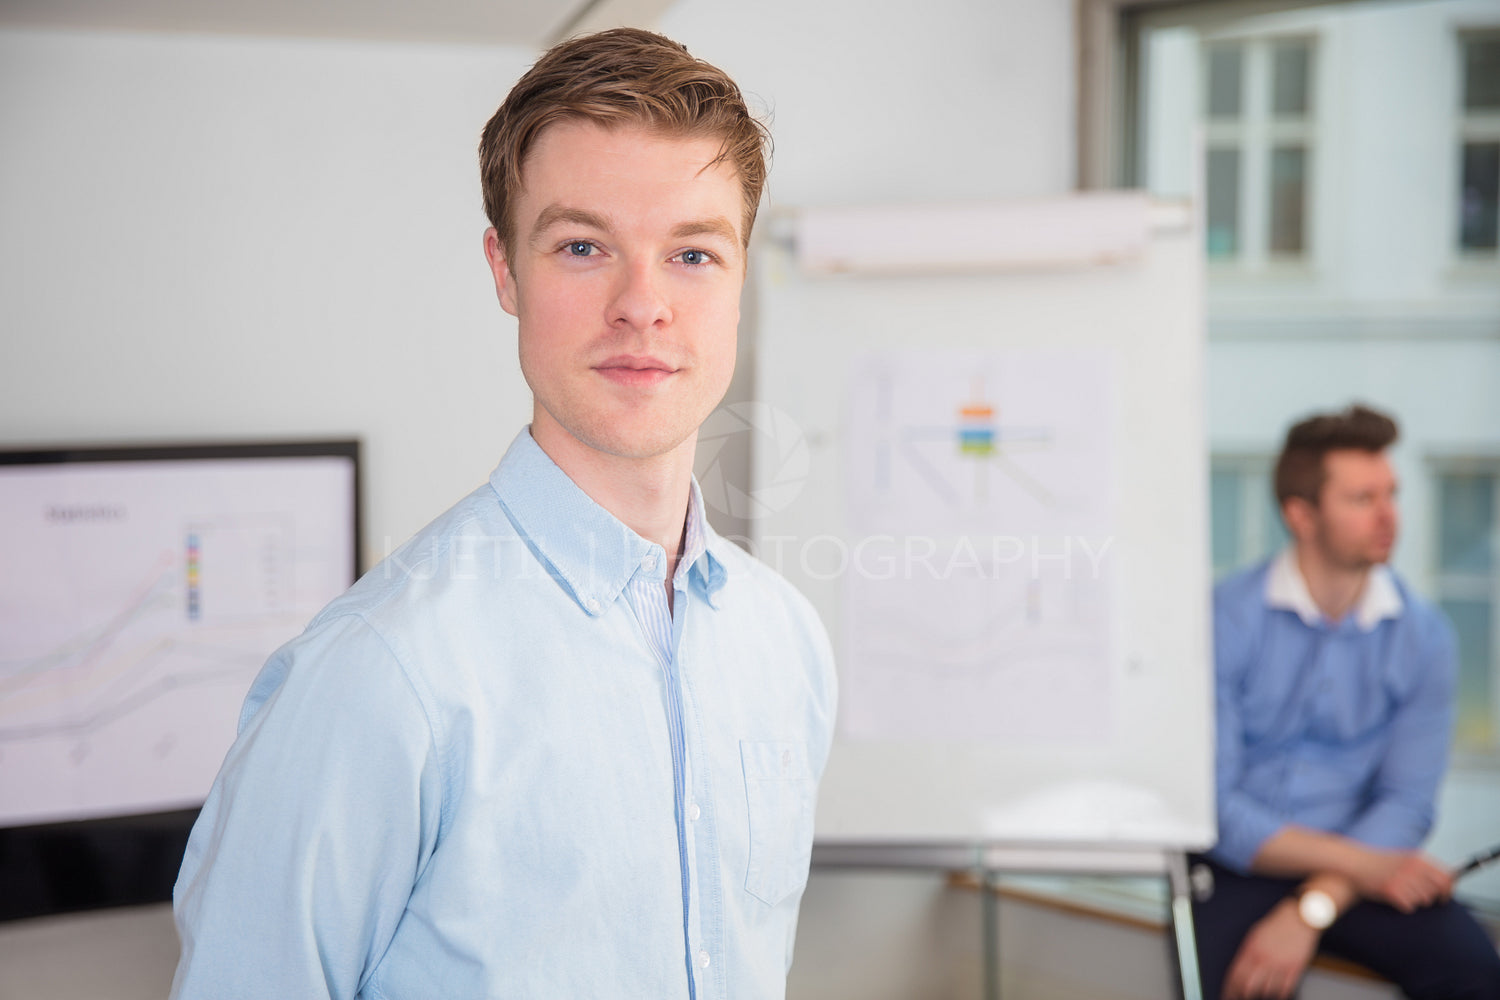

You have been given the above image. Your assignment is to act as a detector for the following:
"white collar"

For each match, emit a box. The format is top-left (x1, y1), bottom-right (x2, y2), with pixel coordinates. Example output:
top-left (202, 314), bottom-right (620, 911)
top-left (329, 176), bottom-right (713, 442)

top-left (1265, 548), bottom-right (1403, 631)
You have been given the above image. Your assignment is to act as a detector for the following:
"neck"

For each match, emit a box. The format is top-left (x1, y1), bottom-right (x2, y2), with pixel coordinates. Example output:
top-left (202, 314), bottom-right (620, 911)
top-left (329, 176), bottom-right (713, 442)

top-left (1293, 544), bottom-right (1369, 623)
top-left (529, 421), bottom-right (696, 564)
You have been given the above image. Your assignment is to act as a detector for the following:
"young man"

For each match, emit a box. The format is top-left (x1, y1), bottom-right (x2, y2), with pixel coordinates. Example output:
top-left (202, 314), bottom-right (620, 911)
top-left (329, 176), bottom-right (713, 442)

top-left (171, 29), bottom-right (836, 1000)
top-left (1197, 405), bottom-right (1500, 1000)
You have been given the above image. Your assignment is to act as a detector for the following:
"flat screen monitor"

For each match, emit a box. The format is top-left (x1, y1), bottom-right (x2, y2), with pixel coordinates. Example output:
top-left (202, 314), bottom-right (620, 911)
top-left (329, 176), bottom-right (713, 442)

top-left (0, 441), bottom-right (360, 920)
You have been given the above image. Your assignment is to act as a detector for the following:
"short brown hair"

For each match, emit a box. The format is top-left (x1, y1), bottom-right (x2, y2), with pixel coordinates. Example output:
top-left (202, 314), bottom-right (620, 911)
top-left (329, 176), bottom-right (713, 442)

top-left (1273, 403), bottom-right (1399, 508)
top-left (479, 27), bottom-right (771, 256)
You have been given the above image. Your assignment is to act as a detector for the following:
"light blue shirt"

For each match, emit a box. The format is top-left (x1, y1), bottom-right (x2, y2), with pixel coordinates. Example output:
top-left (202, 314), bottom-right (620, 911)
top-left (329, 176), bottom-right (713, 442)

top-left (1210, 550), bottom-right (1456, 872)
top-left (171, 429), bottom-right (838, 1000)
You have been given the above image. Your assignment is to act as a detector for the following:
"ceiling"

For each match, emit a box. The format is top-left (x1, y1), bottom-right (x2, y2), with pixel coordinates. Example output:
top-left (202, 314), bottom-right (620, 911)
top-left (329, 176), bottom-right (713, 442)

top-left (0, 0), bottom-right (676, 48)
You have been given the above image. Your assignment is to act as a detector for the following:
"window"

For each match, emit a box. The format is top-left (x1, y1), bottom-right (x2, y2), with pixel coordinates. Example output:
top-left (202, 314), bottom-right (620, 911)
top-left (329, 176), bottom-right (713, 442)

top-left (1459, 31), bottom-right (1500, 255)
top-left (1210, 457), bottom-right (1287, 578)
top-left (1433, 463), bottom-right (1500, 755)
top-left (1112, 0), bottom-right (1500, 916)
top-left (1201, 36), bottom-right (1316, 264)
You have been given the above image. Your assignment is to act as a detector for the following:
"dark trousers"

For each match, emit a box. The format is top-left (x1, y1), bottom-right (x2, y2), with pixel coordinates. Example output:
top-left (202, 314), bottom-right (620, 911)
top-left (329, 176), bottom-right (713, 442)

top-left (1190, 857), bottom-right (1500, 1000)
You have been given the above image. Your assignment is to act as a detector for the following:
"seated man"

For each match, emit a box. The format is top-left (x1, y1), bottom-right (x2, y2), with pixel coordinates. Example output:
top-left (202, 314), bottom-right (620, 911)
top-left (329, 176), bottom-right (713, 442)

top-left (1196, 404), bottom-right (1500, 1000)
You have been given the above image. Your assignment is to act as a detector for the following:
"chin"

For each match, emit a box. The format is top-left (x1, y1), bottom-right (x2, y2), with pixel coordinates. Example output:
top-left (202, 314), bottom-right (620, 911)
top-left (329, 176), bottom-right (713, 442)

top-left (532, 394), bottom-right (698, 462)
top-left (578, 422), bottom-right (694, 461)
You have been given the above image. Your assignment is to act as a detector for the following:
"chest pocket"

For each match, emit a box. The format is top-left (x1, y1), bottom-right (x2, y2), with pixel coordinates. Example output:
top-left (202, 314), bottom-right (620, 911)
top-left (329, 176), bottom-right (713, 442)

top-left (740, 739), bottom-right (816, 906)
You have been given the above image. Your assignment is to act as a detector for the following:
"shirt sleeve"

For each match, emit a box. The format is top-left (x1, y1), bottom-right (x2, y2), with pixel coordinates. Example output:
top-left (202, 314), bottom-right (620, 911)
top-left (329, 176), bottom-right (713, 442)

top-left (1342, 610), bottom-right (1457, 850)
top-left (170, 613), bottom-right (442, 1000)
top-left (1209, 590), bottom-right (1288, 873)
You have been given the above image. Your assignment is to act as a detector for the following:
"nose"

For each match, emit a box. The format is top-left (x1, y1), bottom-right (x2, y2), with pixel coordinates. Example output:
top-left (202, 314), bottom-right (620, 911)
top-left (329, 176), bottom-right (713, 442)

top-left (1377, 494), bottom-right (1399, 530)
top-left (607, 259), bottom-right (671, 333)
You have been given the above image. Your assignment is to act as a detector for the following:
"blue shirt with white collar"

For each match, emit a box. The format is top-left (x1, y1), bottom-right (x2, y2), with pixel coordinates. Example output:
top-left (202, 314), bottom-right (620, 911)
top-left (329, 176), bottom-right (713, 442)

top-left (171, 429), bottom-right (837, 1000)
top-left (1209, 549), bottom-right (1456, 872)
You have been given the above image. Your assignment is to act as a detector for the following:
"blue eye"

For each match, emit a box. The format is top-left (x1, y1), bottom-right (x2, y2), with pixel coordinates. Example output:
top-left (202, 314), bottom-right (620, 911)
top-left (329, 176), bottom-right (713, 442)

top-left (566, 242), bottom-right (594, 256)
top-left (680, 249), bottom-right (708, 265)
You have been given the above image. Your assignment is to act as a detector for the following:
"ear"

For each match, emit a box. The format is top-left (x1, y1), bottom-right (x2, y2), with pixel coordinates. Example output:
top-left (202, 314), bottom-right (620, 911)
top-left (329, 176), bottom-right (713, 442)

top-left (1282, 496), bottom-right (1317, 544)
top-left (483, 227), bottom-right (520, 318)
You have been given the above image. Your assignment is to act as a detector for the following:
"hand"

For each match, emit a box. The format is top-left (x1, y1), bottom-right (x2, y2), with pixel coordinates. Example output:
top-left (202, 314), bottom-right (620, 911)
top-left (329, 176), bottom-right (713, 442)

top-left (1221, 900), bottom-right (1319, 1000)
top-left (1355, 851), bottom-right (1452, 913)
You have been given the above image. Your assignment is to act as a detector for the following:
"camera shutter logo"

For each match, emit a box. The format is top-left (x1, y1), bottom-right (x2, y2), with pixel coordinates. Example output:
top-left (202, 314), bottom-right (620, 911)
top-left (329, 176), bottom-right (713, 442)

top-left (698, 402), bottom-right (810, 520)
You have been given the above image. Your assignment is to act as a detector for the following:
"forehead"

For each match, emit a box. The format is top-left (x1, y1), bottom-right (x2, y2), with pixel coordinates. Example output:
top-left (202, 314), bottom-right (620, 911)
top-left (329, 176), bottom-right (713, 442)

top-left (1322, 449), bottom-right (1395, 490)
top-left (517, 120), bottom-right (744, 225)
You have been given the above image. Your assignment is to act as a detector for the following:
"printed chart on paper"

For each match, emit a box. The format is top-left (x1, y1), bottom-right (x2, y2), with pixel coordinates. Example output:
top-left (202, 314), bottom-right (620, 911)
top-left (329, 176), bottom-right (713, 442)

top-left (842, 350), bottom-right (1119, 743)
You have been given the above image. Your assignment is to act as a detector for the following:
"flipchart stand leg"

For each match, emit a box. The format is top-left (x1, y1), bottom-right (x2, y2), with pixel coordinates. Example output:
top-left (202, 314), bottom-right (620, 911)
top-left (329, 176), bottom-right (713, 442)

top-left (1167, 851), bottom-right (1203, 1000)
top-left (981, 867), bottom-right (1000, 1000)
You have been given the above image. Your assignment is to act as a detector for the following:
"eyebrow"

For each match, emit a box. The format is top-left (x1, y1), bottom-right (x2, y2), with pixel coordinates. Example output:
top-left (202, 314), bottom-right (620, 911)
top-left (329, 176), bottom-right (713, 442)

top-left (527, 206), bottom-right (742, 254)
top-left (670, 217), bottom-right (741, 247)
top-left (528, 206), bottom-right (612, 247)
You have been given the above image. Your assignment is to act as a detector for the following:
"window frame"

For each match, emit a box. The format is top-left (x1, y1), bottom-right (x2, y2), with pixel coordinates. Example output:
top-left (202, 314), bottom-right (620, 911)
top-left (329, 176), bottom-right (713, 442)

top-left (1079, 0), bottom-right (1339, 191)
top-left (1457, 28), bottom-right (1500, 261)
top-left (1209, 453), bottom-right (1287, 578)
top-left (1429, 454), bottom-right (1500, 767)
top-left (1197, 32), bottom-right (1319, 268)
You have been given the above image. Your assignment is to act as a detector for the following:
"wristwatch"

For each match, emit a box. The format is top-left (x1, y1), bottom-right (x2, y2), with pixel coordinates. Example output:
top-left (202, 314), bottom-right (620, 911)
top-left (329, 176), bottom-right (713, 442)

top-left (1297, 888), bottom-right (1337, 930)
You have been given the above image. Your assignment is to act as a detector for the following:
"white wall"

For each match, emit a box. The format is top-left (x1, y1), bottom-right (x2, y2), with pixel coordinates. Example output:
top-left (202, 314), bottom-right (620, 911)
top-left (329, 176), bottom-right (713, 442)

top-left (0, 28), bottom-right (536, 567)
top-left (660, 0), bottom-right (1076, 208)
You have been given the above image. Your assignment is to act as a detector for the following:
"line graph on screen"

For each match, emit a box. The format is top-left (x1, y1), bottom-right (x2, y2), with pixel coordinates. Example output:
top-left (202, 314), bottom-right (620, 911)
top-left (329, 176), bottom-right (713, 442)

top-left (0, 455), bottom-right (355, 826)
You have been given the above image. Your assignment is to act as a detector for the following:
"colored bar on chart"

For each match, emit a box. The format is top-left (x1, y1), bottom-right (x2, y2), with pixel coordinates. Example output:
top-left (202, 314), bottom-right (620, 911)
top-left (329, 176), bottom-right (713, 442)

top-left (186, 533), bottom-right (201, 621)
top-left (957, 403), bottom-right (997, 457)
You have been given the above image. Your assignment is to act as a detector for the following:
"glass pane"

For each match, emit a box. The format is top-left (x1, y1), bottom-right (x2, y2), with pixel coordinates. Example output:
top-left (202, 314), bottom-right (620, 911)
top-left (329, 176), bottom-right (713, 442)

top-left (1269, 146), bottom-right (1307, 255)
top-left (1263, 490), bottom-right (1289, 555)
top-left (1207, 147), bottom-right (1241, 258)
top-left (1440, 473), bottom-right (1496, 573)
top-left (1206, 44), bottom-right (1243, 118)
top-left (1211, 469), bottom-right (1243, 574)
top-left (1442, 598), bottom-right (1495, 751)
top-left (1272, 40), bottom-right (1312, 116)
top-left (1463, 35), bottom-right (1500, 111)
top-left (1460, 142), bottom-right (1500, 252)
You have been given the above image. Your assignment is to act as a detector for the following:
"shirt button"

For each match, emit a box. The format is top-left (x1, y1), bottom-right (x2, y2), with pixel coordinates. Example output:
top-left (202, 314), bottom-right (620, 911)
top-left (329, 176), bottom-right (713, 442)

top-left (584, 597), bottom-right (601, 614)
top-left (698, 950), bottom-right (711, 969)
top-left (689, 802), bottom-right (701, 821)
top-left (643, 553), bottom-right (658, 571)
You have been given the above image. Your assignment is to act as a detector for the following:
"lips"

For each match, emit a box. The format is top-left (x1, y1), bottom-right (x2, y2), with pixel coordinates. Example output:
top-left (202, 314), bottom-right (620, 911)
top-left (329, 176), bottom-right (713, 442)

top-left (594, 355), bottom-right (678, 387)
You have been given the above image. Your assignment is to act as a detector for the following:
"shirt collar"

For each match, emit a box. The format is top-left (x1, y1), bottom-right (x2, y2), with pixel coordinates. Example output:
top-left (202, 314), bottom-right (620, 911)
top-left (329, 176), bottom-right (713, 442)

top-left (1265, 547), bottom-right (1403, 631)
top-left (489, 429), bottom-right (726, 616)
top-left (678, 480), bottom-right (710, 587)
top-left (682, 480), bottom-right (727, 607)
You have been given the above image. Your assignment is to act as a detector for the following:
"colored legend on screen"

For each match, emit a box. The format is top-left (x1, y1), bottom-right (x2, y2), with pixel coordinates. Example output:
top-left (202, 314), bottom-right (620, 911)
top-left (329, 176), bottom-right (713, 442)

top-left (186, 533), bottom-right (201, 621)
top-left (958, 403), bottom-right (996, 457)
